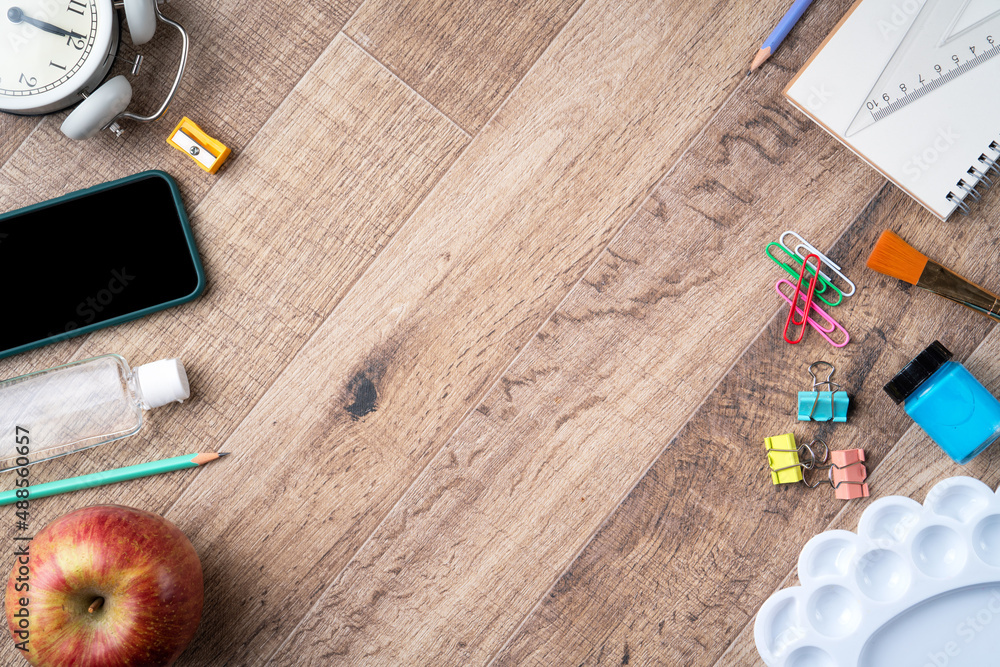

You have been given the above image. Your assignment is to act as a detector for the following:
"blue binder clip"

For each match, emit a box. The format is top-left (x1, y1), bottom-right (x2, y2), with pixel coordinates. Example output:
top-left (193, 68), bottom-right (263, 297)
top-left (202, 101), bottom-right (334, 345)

top-left (797, 361), bottom-right (849, 422)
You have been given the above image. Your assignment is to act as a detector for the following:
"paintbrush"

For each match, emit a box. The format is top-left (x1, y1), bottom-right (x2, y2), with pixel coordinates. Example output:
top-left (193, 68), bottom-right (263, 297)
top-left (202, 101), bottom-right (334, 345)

top-left (867, 230), bottom-right (1000, 321)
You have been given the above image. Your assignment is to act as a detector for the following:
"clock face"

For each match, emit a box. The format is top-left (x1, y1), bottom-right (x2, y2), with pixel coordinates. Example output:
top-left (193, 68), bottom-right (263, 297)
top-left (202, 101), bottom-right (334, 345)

top-left (0, 0), bottom-right (114, 114)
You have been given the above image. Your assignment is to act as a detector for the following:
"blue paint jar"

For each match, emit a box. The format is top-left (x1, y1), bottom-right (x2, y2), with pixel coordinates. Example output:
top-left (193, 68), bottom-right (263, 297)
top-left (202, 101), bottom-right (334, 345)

top-left (884, 341), bottom-right (1000, 464)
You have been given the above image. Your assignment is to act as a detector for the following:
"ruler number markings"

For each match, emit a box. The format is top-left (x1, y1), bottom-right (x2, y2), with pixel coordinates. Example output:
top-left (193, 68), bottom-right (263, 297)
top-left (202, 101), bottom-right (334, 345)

top-left (866, 34), bottom-right (999, 123)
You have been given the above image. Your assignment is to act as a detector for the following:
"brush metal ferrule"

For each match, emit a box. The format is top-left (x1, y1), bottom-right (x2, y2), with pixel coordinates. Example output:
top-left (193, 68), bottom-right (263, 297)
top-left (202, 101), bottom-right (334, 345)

top-left (919, 262), bottom-right (1000, 321)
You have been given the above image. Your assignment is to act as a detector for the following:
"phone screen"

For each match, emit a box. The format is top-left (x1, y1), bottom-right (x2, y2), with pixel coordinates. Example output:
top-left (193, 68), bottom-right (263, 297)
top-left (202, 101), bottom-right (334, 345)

top-left (0, 172), bottom-right (203, 357)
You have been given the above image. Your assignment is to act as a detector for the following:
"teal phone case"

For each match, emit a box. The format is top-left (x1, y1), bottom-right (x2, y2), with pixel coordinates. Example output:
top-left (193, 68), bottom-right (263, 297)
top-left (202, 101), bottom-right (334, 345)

top-left (0, 170), bottom-right (206, 360)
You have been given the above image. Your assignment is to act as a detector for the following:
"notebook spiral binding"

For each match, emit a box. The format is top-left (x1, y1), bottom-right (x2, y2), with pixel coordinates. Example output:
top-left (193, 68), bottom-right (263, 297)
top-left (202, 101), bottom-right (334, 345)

top-left (947, 139), bottom-right (1000, 215)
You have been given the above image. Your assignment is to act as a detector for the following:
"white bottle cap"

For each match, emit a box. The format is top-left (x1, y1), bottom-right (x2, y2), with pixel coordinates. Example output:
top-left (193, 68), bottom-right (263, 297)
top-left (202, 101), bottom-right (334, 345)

top-left (135, 359), bottom-right (191, 409)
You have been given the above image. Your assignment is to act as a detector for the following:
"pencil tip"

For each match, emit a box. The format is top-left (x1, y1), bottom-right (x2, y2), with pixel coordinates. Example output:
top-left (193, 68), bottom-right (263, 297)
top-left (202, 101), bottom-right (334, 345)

top-left (750, 47), bottom-right (771, 73)
top-left (192, 452), bottom-right (230, 465)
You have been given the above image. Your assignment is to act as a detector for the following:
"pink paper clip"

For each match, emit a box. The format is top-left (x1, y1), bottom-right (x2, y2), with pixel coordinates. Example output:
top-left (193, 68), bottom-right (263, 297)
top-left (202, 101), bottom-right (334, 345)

top-left (782, 253), bottom-right (821, 344)
top-left (775, 279), bottom-right (850, 348)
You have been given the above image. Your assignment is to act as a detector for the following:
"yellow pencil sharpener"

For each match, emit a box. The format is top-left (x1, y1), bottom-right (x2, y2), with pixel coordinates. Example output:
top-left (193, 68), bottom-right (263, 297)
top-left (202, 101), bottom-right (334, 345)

top-left (167, 117), bottom-right (231, 174)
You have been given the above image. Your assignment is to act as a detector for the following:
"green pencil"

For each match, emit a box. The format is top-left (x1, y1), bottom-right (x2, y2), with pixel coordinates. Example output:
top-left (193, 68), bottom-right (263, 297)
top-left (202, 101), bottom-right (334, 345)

top-left (0, 453), bottom-right (228, 506)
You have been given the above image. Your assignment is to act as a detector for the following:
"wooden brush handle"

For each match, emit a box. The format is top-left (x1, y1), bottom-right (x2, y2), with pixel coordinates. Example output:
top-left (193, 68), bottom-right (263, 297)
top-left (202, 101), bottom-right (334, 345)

top-left (921, 262), bottom-right (1000, 321)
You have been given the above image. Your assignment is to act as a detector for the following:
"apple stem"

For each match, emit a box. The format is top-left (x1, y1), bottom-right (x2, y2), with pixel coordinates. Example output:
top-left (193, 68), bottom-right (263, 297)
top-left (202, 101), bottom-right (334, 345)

top-left (88, 597), bottom-right (104, 614)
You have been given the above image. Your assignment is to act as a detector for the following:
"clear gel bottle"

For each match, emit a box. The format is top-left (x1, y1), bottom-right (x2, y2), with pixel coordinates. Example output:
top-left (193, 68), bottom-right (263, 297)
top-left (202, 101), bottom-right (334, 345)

top-left (884, 341), bottom-right (1000, 464)
top-left (0, 354), bottom-right (189, 470)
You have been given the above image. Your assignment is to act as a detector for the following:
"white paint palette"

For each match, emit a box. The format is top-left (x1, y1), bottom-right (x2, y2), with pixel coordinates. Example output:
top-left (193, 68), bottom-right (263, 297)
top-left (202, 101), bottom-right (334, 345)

top-left (755, 477), bottom-right (1000, 666)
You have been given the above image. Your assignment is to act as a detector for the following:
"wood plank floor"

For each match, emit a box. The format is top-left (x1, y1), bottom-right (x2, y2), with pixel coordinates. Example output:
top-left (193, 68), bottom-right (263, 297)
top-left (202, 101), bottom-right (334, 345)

top-left (2, 0), bottom-right (999, 664)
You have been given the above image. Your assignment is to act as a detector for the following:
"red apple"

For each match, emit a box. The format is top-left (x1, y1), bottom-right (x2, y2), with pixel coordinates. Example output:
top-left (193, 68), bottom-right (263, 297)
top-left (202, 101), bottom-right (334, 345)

top-left (4, 505), bottom-right (203, 667)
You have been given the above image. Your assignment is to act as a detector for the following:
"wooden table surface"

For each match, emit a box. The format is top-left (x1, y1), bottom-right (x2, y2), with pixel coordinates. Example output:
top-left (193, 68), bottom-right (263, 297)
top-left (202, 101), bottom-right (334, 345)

top-left (3, 0), bottom-right (1000, 664)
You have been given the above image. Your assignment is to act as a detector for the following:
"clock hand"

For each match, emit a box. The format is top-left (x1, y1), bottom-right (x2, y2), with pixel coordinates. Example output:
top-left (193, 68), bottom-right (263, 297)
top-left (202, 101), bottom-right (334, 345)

top-left (7, 7), bottom-right (86, 39)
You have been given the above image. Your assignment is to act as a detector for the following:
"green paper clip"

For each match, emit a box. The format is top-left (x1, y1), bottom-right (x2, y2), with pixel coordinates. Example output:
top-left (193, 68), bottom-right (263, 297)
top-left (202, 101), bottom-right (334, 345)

top-left (766, 242), bottom-right (843, 307)
top-left (780, 231), bottom-right (856, 298)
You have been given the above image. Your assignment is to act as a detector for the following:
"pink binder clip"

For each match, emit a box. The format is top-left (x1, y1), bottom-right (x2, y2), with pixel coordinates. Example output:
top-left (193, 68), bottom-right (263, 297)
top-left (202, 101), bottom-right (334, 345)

top-left (830, 449), bottom-right (869, 500)
top-left (806, 448), bottom-right (869, 500)
top-left (775, 279), bottom-right (850, 348)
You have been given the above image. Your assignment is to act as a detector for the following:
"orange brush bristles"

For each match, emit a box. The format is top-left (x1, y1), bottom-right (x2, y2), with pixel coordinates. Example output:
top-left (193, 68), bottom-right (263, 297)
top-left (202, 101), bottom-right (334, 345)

top-left (866, 230), bottom-right (928, 285)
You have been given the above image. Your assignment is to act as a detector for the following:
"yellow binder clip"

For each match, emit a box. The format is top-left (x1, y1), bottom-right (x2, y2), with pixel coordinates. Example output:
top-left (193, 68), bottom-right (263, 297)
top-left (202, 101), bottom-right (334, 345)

top-left (167, 117), bottom-right (231, 174)
top-left (765, 433), bottom-right (828, 485)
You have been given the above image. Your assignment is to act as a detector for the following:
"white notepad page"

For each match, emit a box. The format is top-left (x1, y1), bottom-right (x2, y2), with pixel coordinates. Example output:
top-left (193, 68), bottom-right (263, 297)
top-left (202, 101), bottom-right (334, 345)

top-left (785, 0), bottom-right (1000, 220)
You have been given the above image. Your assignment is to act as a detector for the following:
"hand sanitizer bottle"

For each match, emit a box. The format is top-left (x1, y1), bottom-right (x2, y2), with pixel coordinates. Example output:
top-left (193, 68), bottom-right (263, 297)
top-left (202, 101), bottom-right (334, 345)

top-left (0, 354), bottom-right (189, 470)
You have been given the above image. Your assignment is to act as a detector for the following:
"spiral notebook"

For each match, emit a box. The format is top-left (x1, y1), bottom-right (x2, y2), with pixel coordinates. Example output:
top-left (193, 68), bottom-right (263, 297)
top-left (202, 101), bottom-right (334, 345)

top-left (785, 0), bottom-right (1000, 220)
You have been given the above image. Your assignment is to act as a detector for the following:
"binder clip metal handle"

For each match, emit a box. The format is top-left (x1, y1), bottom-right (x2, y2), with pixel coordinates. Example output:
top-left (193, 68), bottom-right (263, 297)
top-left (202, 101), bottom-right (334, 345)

top-left (797, 361), bottom-right (849, 422)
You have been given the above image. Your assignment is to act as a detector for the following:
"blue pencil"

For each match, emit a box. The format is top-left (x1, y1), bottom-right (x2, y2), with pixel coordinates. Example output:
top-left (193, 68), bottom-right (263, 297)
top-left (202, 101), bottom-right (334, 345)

top-left (750, 0), bottom-right (816, 72)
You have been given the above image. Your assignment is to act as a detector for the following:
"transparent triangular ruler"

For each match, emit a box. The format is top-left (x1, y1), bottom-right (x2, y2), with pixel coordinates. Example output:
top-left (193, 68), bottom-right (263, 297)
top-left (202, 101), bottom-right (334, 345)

top-left (847, 0), bottom-right (1000, 136)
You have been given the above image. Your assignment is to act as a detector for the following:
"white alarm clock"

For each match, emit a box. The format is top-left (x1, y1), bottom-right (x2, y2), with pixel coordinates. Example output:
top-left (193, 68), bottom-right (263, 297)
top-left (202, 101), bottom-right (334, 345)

top-left (0, 0), bottom-right (188, 139)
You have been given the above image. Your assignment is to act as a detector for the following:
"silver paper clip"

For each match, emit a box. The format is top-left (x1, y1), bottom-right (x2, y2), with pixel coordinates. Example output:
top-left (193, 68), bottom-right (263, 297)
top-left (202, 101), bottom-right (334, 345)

top-left (780, 230), bottom-right (856, 298)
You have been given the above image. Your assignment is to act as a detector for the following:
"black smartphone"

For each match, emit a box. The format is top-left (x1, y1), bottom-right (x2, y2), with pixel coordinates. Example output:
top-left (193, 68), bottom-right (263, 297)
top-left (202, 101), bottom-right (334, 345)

top-left (0, 171), bottom-right (206, 360)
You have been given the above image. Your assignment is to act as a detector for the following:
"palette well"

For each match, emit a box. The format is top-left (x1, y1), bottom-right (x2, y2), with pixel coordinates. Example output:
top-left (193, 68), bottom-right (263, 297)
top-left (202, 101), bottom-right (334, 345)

top-left (755, 477), bottom-right (1000, 666)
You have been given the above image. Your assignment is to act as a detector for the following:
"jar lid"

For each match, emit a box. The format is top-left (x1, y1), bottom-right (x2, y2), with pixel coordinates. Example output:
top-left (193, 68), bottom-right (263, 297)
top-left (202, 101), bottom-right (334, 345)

top-left (883, 340), bottom-right (953, 404)
top-left (135, 359), bottom-right (190, 409)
